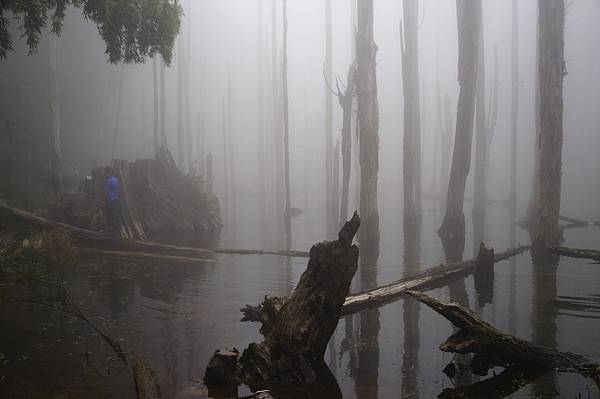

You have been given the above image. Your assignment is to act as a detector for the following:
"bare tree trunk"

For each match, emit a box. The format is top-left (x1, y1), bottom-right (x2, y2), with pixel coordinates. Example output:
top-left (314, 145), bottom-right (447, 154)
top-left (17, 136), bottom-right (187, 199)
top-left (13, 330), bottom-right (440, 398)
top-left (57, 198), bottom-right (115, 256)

top-left (112, 71), bottom-right (124, 161)
top-left (184, 2), bottom-right (193, 169)
top-left (509, 0), bottom-right (519, 248)
top-left (437, 0), bottom-right (481, 262)
top-left (177, 34), bottom-right (185, 170)
top-left (206, 153), bottom-right (214, 195)
top-left (356, 0), bottom-right (380, 261)
top-left (436, 88), bottom-right (452, 217)
top-left (221, 103), bottom-right (230, 239)
top-left (333, 140), bottom-right (340, 226)
top-left (153, 57), bottom-right (159, 154)
top-left (282, 0), bottom-right (291, 250)
top-left (324, 0), bottom-right (335, 238)
top-left (272, 0), bottom-right (285, 250)
top-left (339, 65), bottom-right (355, 226)
top-left (472, 12), bottom-right (487, 254)
top-left (528, 0), bottom-right (564, 253)
top-left (258, 0), bottom-right (267, 244)
top-left (160, 60), bottom-right (167, 149)
top-left (400, 0), bottom-right (422, 232)
top-left (227, 67), bottom-right (238, 245)
top-left (48, 34), bottom-right (63, 196)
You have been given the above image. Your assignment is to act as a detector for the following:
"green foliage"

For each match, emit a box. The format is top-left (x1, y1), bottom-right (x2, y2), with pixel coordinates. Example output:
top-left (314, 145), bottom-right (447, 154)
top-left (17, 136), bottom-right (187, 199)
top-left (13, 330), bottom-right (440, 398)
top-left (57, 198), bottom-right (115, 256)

top-left (0, 0), bottom-right (182, 64)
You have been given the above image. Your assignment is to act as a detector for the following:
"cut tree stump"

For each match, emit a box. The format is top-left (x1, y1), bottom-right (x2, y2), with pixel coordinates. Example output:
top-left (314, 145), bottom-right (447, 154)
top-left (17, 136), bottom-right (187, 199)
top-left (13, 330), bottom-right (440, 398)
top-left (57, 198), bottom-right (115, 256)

top-left (406, 290), bottom-right (600, 388)
top-left (205, 212), bottom-right (360, 397)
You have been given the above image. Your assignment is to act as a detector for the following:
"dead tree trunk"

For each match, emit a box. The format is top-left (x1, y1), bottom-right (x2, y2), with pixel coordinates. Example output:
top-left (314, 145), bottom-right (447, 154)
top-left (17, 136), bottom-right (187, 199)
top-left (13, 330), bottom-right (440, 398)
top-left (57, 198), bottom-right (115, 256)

top-left (111, 71), bottom-right (124, 161)
top-left (282, 0), bottom-right (292, 250)
top-left (338, 64), bottom-right (355, 225)
top-left (400, 0), bottom-right (422, 231)
top-left (257, 0), bottom-right (267, 244)
top-left (509, 0), bottom-right (519, 249)
top-left (528, 0), bottom-right (565, 254)
top-left (436, 90), bottom-right (452, 217)
top-left (226, 67), bottom-right (238, 244)
top-left (205, 213), bottom-right (360, 396)
top-left (325, 0), bottom-right (335, 238)
top-left (272, 0), bottom-right (285, 250)
top-left (48, 34), bottom-right (63, 196)
top-left (184, 7), bottom-right (193, 170)
top-left (407, 290), bottom-right (600, 388)
top-left (333, 141), bottom-right (340, 226)
top-left (437, 0), bottom-right (481, 262)
top-left (153, 57), bottom-right (160, 154)
top-left (177, 34), bottom-right (185, 169)
top-left (356, 0), bottom-right (380, 260)
top-left (160, 60), bottom-right (167, 149)
top-left (549, 246), bottom-right (600, 263)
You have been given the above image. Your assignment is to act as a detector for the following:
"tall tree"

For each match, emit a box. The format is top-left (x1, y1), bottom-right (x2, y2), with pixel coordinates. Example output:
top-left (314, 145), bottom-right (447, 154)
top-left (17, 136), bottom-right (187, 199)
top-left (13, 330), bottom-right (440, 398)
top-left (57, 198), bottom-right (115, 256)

top-left (177, 33), bottom-right (185, 169)
top-left (509, 0), bottom-right (519, 249)
top-left (153, 56), bottom-right (160, 153)
top-left (528, 0), bottom-right (565, 253)
top-left (227, 66), bottom-right (238, 244)
top-left (160, 60), bottom-right (167, 148)
top-left (282, 0), bottom-right (292, 250)
top-left (400, 0), bottom-right (422, 232)
top-left (48, 34), bottom-right (62, 196)
top-left (272, 0), bottom-right (285, 250)
top-left (324, 0), bottom-right (335, 238)
top-left (111, 70), bottom-right (124, 160)
top-left (257, 0), bottom-right (267, 243)
top-left (356, 0), bottom-right (380, 260)
top-left (437, 0), bottom-right (481, 262)
top-left (184, 1), bottom-right (193, 169)
top-left (336, 64), bottom-right (355, 226)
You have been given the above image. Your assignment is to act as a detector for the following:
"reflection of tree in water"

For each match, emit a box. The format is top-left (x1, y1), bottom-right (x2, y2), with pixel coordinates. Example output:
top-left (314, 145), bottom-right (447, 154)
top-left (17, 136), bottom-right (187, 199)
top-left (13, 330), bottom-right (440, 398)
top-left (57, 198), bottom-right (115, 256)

top-left (530, 252), bottom-right (558, 396)
top-left (401, 222), bottom-right (421, 397)
top-left (355, 246), bottom-right (380, 398)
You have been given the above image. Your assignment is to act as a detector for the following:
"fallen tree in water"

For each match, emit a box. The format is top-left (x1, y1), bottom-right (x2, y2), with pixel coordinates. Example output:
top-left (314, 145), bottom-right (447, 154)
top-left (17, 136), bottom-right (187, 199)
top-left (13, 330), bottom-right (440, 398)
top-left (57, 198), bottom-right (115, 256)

top-left (406, 290), bottom-right (600, 390)
top-left (204, 213), bottom-right (361, 398)
top-left (549, 246), bottom-right (600, 263)
top-left (0, 201), bottom-right (309, 260)
top-left (341, 243), bottom-right (529, 315)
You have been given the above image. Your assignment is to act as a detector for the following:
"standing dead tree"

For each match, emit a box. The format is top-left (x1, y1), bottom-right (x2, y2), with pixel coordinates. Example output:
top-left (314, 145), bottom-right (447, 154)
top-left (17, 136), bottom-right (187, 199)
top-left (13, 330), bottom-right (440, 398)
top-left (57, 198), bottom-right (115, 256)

top-left (282, 0), bottom-right (292, 250)
top-left (400, 0), bottom-right (422, 230)
top-left (324, 64), bottom-right (356, 226)
top-left (204, 213), bottom-right (360, 397)
top-left (438, 0), bottom-right (482, 262)
top-left (324, 0), bottom-right (336, 238)
top-left (528, 0), bottom-right (565, 254)
top-left (356, 0), bottom-right (380, 260)
top-left (48, 34), bottom-right (63, 196)
top-left (509, 0), bottom-right (519, 249)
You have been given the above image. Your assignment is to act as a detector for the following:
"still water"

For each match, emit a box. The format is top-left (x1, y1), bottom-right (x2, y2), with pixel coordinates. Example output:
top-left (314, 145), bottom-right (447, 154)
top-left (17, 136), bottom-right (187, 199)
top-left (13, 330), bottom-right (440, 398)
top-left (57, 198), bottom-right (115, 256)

top-left (1, 211), bottom-right (600, 398)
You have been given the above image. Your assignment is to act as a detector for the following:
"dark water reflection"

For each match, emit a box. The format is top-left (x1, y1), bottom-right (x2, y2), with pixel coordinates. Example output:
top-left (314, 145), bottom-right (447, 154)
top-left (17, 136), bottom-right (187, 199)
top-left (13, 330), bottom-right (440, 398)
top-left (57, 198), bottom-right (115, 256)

top-left (2, 215), bottom-right (600, 398)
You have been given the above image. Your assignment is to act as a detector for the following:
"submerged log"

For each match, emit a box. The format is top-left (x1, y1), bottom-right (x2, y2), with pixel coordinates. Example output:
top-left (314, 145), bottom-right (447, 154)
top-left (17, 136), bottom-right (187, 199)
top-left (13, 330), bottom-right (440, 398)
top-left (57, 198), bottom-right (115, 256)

top-left (0, 202), bottom-right (309, 259)
top-left (406, 290), bottom-right (600, 388)
top-left (341, 244), bottom-right (529, 315)
top-left (133, 359), bottom-right (162, 399)
top-left (205, 213), bottom-right (360, 396)
top-left (549, 246), bottom-right (600, 263)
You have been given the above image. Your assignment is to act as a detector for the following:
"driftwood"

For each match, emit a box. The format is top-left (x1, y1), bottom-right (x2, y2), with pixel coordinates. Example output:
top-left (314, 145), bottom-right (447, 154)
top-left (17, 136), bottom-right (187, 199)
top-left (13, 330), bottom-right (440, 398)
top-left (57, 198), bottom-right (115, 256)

top-left (549, 246), bottom-right (600, 263)
top-left (406, 290), bottom-right (600, 389)
top-left (204, 213), bottom-right (360, 398)
top-left (341, 244), bottom-right (529, 315)
top-left (0, 202), bottom-right (309, 259)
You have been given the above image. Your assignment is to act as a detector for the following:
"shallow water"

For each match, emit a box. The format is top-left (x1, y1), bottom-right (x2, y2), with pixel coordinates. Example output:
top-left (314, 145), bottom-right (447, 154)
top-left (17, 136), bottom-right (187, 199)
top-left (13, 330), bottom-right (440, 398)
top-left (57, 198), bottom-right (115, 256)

top-left (1, 212), bottom-right (600, 398)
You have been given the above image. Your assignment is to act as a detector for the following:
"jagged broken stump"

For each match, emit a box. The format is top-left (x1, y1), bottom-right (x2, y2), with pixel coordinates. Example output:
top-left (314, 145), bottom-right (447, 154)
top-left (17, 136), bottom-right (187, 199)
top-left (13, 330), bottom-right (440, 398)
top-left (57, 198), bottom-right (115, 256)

top-left (205, 212), bottom-right (360, 394)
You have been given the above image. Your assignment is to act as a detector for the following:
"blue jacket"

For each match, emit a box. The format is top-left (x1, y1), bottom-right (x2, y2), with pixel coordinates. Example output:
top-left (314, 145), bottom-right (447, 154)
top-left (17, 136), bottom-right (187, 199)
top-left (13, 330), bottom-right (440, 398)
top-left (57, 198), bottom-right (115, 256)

top-left (104, 176), bottom-right (120, 202)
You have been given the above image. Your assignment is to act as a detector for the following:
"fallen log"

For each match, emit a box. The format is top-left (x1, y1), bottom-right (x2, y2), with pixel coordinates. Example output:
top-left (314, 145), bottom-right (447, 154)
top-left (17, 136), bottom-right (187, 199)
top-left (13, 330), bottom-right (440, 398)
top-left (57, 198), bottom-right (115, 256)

top-left (549, 246), bottom-right (600, 263)
top-left (406, 290), bottom-right (600, 389)
top-left (0, 202), bottom-right (309, 259)
top-left (341, 244), bottom-right (530, 315)
top-left (133, 359), bottom-right (162, 399)
top-left (204, 213), bottom-right (361, 398)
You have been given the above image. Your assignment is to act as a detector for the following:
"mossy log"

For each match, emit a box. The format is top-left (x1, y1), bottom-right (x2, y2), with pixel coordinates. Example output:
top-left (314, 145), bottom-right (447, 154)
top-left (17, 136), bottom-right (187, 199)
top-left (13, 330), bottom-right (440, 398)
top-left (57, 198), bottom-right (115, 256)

top-left (406, 290), bottom-right (600, 388)
top-left (205, 213), bottom-right (360, 397)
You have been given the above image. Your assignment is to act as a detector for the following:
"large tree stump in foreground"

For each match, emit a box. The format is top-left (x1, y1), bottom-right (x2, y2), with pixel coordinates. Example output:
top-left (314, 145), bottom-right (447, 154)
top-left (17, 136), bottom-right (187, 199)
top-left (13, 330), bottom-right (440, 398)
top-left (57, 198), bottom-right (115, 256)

top-left (205, 212), bottom-right (360, 396)
top-left (406, 291), bottom-right (600, 390)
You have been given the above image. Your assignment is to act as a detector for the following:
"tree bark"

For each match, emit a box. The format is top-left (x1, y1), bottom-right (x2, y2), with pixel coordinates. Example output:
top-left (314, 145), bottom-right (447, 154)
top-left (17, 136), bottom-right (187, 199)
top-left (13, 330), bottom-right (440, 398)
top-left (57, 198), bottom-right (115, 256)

top-left (356, 0), bottom-right (380, 260)
top-left (438, 0), bottom-right (481, 262)
top-left (528, 0), bottom-right (565, 253)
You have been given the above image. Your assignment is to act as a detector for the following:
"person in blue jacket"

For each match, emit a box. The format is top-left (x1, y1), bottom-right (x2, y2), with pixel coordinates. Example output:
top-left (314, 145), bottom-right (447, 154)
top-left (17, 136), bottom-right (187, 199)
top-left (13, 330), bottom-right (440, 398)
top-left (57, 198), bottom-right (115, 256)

top-left (104, 167), bottom-right (122, 233)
